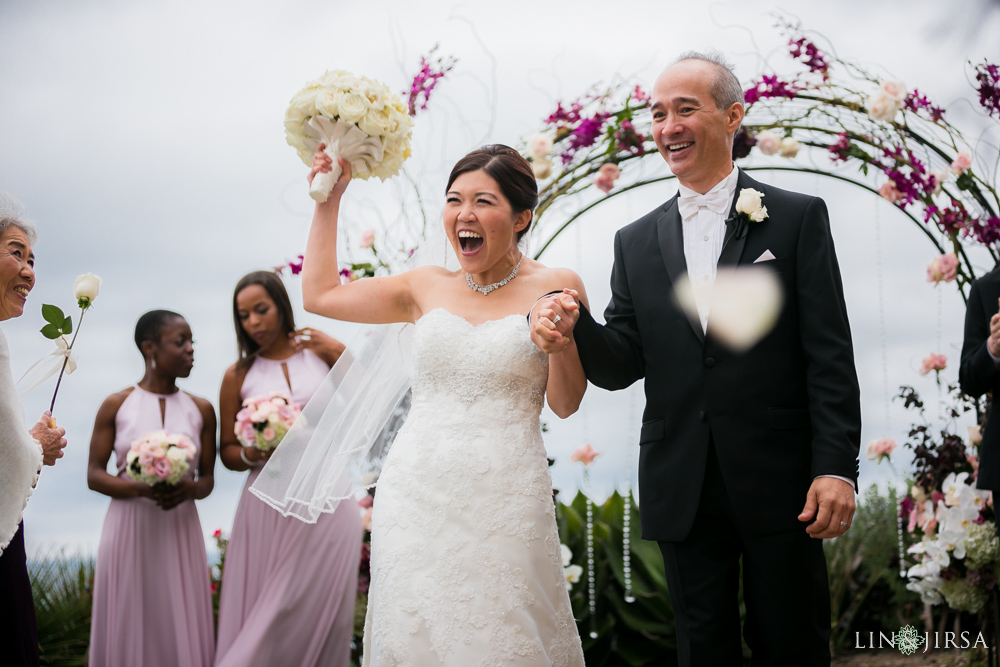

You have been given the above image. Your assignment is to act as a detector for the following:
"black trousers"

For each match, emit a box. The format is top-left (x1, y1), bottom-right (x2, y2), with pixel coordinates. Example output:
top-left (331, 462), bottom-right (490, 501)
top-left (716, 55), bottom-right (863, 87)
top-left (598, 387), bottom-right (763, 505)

top-left (0, 522), bottom-right (39, 667)
top-left (658, 443), bottom-right (831, 667)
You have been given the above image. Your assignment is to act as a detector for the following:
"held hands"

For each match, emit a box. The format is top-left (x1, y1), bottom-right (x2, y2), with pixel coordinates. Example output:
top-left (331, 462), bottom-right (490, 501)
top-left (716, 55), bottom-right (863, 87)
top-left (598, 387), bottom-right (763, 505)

top-left (530, 290), bottom-right (581, 355)
top-left (988, 297), bottom-right (1000, 358)
top-left (798, 476), bottom-right (856, 538)
top-left (150, 479), bottom-right (198, 511)
top-left (30, 411), bottom-right (67, 466)
top-left (308, 144), bottom-right (352, 202)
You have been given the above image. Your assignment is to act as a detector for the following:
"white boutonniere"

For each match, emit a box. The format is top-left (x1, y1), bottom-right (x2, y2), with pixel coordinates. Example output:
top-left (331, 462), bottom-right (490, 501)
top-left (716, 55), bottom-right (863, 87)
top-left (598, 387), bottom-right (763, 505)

top-left (735, 188), bottom-right (768, 224)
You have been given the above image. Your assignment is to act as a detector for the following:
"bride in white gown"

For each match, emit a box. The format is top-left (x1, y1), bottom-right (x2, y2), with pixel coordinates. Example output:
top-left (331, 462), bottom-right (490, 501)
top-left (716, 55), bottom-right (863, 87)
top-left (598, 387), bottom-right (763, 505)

top-left (302, 144), bottom-right (588, 666)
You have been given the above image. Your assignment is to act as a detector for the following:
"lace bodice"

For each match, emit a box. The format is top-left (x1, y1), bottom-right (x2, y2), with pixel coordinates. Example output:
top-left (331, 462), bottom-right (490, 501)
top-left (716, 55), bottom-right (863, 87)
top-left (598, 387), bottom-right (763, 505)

top-left (410, 308), bottom-right (548, 414)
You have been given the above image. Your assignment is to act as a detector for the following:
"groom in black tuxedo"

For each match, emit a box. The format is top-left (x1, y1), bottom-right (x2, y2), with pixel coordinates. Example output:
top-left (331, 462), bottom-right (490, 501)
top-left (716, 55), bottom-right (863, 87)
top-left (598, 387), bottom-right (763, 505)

top-left (532, 52), bottom-right (861, 666)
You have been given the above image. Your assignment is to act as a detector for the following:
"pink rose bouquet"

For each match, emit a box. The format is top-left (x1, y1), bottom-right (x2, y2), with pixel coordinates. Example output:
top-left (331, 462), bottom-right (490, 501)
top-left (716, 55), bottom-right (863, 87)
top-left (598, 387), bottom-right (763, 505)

top-left (234, 392), bottom-right (300, 452)
top-left (125, 430), bottom-right (197, 486)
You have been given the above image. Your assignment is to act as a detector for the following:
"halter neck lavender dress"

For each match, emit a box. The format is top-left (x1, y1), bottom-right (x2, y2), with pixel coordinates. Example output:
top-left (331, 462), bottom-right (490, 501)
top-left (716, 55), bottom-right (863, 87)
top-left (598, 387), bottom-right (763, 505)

top-left (89, 386), bottom-right (215, 667)
top-left (215, 350), bottom-right (361, 667)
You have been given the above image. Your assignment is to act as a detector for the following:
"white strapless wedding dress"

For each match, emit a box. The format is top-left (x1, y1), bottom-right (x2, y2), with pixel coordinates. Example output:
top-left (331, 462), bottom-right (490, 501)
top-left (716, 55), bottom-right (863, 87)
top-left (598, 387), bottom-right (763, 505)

top-left (362, 308), bottom-right (585, 667)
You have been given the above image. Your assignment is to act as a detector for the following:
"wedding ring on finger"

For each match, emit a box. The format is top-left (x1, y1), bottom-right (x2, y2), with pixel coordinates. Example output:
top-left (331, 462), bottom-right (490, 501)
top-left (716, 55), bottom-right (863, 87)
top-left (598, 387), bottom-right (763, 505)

top-left (552, 314), bottom-right (562, 325)
top-left (839, 521), bottom-right (848, 527)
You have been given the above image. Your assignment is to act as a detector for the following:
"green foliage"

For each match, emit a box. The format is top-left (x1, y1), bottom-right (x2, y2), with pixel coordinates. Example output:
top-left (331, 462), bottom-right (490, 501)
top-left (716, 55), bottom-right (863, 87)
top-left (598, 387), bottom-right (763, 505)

top-left (28, 551), bottom-right (94, 667)
top-left (39, 304), bottom-right (72, 340)
top-left (824, 484), bottom-right (921, 650)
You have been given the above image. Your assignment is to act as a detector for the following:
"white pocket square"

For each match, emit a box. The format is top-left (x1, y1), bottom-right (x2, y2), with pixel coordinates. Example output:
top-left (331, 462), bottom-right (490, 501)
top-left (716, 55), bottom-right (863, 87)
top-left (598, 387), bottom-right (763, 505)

top-left (753, 250), bottom-right (776, 263)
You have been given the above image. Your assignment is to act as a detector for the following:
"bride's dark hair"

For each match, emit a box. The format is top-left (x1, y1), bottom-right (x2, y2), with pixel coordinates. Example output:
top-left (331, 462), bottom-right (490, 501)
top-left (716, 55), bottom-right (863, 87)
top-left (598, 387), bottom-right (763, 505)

top-left (446, 144), bottom-right (538, 240)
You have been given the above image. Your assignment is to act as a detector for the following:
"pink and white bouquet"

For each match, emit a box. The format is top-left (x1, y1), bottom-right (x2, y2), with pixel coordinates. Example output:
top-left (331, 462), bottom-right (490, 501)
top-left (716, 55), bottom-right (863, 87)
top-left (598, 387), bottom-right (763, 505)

top-left (235, 392), bottom-right (300, 452)
top-left (125, 430), bottom-right (197, 486)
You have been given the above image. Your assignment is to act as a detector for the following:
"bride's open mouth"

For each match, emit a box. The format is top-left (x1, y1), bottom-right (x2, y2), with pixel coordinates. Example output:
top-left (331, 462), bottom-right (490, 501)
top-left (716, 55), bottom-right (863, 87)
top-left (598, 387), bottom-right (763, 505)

top-left (458, 230), bottom-right (484, 254)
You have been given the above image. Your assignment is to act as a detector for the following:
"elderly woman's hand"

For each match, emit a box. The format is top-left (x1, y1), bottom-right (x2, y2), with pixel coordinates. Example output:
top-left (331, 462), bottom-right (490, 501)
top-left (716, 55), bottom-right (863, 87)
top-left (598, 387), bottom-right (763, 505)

top-left (30, 410), bottom-right (67, 466)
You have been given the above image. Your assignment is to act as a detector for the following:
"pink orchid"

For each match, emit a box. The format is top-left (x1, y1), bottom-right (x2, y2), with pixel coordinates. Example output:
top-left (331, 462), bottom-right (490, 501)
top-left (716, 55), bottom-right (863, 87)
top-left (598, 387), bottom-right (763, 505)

top-left (359, 230), bottom-right (376, 249)
top-left (570, 442), bottom-right (601, 466)
top-left (919, 353), bottom-right (947, 375)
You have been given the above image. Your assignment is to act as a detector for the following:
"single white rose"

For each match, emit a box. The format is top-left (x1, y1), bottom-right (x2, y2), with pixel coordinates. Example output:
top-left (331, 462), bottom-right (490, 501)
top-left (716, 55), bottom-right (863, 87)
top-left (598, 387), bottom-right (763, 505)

top-left (532, 157), bottom-right (553, 180)
top-left (74, 272), bottom-right (101, 308)
top-left (866, 91), bottom-right (901, 122)
top-left (527, 134), bottom-right (554, 159)
top-left (779, 137), bottom-right (802, 158)
top-left (880, 80), bottom-right (907, 102)
top-left (338, 92), bottom-right (370, 124)
top-left (316, 90), bottom-right (343, 118)
top-left (735, 188), bottom-right (764, 215)
top-left (756, 131), bottom-right (781, 156)
top-left (749, 206), bottom-right (768, 223)
top-left (166, 447), bottom-right (186, 463)
top-left (359, 110), bottom-right (391, 138)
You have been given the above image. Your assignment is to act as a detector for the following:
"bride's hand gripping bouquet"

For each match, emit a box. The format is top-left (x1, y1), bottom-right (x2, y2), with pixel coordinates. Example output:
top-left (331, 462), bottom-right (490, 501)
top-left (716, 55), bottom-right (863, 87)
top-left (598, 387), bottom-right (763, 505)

top-left (235, 392), bottom-right (300, 452)
top-left (125, 430), bottom-right (197, 486)
top-left (285, 70), bottom-right (414, 203)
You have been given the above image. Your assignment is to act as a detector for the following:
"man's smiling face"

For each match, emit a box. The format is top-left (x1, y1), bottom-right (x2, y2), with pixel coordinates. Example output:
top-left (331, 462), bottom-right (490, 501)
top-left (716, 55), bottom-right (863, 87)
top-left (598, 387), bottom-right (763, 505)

top-left (650, 59), bottom-right (744, 193)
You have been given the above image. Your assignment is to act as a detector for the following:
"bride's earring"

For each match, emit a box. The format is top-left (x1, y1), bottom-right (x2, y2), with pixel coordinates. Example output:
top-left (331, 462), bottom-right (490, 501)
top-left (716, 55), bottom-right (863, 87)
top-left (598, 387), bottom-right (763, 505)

top-left (151, 357), bottom-right (157, 371)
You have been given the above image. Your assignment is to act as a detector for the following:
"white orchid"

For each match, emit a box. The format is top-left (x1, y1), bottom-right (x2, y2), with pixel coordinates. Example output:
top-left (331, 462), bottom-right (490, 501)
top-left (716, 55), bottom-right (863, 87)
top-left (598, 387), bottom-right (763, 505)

top-left (942, 472), bottom-right (971, 507)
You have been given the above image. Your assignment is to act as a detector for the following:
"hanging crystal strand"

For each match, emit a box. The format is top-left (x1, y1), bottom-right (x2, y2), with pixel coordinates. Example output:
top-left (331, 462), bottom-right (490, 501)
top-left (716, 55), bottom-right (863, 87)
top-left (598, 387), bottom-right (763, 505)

top-left (622, 386), bottom-right (637, 603)
top-left (875, 196), bottom-right (907, 578)
top-left (584, 465), bottom-right (598, 638)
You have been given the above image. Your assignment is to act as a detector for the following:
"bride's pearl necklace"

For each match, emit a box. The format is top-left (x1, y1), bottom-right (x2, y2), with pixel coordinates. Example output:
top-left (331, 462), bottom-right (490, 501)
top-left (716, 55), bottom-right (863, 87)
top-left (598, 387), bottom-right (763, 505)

top-left (466, 254), bottom-right (524, 296)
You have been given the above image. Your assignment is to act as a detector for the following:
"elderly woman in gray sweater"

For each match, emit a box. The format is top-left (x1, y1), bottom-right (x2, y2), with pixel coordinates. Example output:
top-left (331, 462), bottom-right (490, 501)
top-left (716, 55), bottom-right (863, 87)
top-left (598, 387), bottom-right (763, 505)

top-left (0, 192), bottom-right (69, 667)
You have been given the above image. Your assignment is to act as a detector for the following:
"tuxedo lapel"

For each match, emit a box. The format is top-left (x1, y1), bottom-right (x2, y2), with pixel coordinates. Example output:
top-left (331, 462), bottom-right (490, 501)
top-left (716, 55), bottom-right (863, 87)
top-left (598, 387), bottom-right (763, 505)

top-left (656, 196), bottom-right (704, 343)
top-left (717, 170), bottom-right (757, 268)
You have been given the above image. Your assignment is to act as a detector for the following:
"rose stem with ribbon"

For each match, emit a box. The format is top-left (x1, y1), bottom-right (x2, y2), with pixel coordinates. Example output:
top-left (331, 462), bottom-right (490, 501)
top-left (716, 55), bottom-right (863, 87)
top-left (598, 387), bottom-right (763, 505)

top-left (39, 273), bottom-right (101, 426)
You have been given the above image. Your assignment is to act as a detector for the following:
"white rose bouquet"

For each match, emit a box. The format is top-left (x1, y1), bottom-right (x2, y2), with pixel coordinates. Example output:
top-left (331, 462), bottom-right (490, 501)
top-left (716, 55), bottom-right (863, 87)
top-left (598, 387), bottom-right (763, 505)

top-left (126, 430), bottom-right (197, 486)
top-left (284, 70), bottom-right (414, 202)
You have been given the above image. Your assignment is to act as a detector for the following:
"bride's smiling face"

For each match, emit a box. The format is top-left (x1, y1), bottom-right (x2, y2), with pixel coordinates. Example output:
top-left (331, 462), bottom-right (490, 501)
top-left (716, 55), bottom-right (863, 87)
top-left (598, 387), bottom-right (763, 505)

top-left (444, 170), bottom-right (530, 275)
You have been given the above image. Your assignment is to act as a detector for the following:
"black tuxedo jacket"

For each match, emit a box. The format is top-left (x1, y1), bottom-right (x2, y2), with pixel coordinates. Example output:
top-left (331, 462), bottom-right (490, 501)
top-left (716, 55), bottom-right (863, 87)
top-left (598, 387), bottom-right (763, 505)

top-left (574, 170), bottom-right (861, 542)
top-left (959, 268), bottom-right (1000, 492)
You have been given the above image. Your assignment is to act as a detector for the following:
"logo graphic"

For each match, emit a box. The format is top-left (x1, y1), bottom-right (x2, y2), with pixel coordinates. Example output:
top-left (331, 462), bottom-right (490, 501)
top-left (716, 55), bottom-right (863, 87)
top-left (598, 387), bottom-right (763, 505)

top-left (896, 625), bottom-right (926, 655)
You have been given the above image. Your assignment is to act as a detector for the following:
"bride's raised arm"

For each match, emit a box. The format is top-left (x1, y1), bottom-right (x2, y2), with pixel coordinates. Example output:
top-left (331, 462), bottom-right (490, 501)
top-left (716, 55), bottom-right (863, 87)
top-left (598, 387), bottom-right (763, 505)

top-left (301, 147), bottom-right (419, 325)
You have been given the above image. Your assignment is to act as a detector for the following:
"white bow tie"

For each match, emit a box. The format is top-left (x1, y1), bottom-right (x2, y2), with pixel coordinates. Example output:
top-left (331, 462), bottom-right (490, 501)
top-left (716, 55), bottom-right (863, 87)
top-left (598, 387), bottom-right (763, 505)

top-left (678, 189), bottom-right (732, 221)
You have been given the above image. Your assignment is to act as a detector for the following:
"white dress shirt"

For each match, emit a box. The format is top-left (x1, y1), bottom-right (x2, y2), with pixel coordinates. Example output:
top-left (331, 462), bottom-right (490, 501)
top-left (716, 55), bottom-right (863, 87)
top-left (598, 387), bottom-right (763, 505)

top-left (676, 165), bottom-right (856, 491)
top-left (677, 165), bottom-right (739, 333)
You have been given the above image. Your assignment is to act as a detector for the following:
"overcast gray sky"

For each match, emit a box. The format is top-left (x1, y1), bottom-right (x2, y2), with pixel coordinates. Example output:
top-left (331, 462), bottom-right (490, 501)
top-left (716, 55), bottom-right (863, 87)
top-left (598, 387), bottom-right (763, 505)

top-left (2, 0), bottom-right (999, 554)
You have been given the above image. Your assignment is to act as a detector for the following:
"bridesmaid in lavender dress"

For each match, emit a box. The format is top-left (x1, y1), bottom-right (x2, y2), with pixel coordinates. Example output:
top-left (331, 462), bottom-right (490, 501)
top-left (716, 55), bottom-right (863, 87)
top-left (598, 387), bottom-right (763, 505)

top-left (87, 310), bottom-right (217, 667)
top-left (215, 271), bottom-right (361, 667)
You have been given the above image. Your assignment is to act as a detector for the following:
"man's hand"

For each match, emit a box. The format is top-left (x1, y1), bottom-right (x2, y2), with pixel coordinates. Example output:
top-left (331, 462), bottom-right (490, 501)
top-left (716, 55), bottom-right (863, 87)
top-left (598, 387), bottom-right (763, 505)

top-left (798, 476), bottom-right (855, 538)
top-left (30, 411), bottom-right (67, 466)
top-left (530, 290), bottom-right (580, 354)
top-left (988, 298), bottom-right (1000, 358)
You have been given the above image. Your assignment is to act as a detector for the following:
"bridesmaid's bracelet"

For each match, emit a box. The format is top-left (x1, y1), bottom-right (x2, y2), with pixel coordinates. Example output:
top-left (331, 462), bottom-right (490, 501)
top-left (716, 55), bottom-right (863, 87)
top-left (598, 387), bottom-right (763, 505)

top-left (240, 446), bottom-right (260, 468)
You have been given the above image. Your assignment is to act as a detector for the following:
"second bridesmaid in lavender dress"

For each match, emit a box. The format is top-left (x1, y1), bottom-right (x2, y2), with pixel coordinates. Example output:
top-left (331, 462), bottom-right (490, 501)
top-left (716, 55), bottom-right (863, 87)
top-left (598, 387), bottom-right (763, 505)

top-left (87, 310), bottom-right (217, 667)
top-left (215, 271), bottom-right (361, 667)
